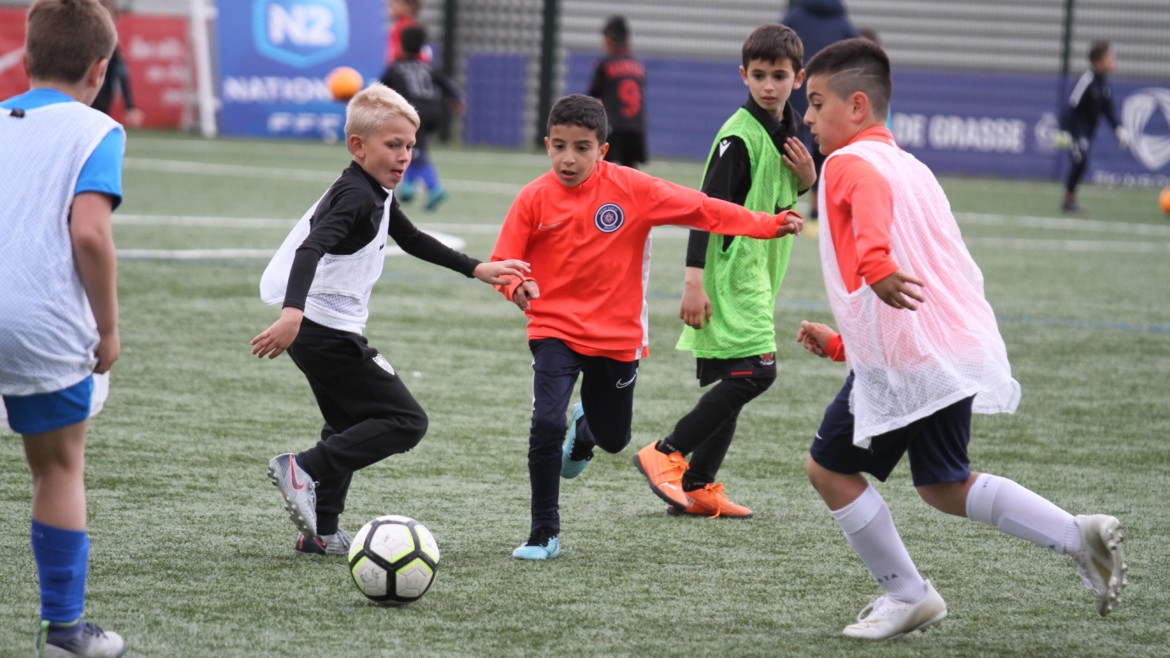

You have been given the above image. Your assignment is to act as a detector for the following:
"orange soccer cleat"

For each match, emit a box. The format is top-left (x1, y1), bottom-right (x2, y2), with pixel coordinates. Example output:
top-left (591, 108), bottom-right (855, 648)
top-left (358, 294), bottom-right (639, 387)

top-left (669, 482), bottom-right (753, 519)
top-left (632, 441), bottom-right (690, 510)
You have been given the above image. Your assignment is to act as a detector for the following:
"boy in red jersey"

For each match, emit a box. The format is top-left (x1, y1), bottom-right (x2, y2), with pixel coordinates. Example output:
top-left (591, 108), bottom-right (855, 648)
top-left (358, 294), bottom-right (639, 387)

top-left (796, 38), bottom-right (1126, 639)
top-left (491, 94), bottom-right (803, 560)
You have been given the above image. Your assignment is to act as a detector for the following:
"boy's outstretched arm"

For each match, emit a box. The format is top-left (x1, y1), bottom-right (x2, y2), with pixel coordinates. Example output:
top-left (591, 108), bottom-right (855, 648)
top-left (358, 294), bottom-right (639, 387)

top-left (870, 269), bottom-right (926, 310)
top-left (642, 175), bottom-right (803, 238)
top-left (251, 307), bottom-right (303, 359)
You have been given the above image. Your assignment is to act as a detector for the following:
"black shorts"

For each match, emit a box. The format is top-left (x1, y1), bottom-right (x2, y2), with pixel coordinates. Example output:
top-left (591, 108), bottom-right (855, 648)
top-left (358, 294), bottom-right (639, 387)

top-left (695, 353), bottom-right (777, 387)
top-left (810, 373), bottom-right (973, 486)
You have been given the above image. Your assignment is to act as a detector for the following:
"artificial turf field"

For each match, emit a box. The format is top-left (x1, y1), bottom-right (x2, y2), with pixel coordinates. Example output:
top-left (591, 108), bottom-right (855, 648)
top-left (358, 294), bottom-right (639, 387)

top-left (1, 132), bottom-right (1168, 656)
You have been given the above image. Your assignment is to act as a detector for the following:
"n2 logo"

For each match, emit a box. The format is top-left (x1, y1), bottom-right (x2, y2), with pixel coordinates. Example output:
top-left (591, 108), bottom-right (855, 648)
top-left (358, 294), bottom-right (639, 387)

top-left (252, 0), bottom-right (349, 68)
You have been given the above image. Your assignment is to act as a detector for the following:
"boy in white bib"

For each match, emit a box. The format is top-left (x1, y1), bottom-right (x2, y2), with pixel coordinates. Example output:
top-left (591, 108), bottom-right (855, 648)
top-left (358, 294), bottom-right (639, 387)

top-left (795, 38), bottom-right (1127, 640)
top-left (252, 84), bottom-right (528, 557)
top-left (2, 1), bottom-right (127, 655)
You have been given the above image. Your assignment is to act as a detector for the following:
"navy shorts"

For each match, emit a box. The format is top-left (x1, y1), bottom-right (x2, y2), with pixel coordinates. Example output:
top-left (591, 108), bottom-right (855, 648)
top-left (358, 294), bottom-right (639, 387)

top-left (3, 376), bottom-right (94, 435)
top-left (810, 373), bottom-right (973, 486)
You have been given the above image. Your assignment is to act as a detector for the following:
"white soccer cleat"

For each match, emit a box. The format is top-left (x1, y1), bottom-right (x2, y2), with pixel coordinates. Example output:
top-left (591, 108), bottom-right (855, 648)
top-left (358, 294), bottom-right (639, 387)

top-left (1071, 514), bottom-right (1127, 616)
top-left (842, 580), bottom-right (947, 640)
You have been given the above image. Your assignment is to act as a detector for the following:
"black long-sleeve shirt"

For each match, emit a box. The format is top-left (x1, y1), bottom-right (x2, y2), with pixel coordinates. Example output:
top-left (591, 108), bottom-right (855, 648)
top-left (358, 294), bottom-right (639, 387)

top-left (685, 96), bottom-right (803, 268)
top-left (1061, 70), bottom-right (1120, 140)
top-left (284, 161), bottom-right (479, 309)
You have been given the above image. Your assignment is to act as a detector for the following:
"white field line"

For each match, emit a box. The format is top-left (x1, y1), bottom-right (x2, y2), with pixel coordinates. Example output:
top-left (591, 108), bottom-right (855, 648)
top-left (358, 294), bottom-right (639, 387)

top-left (955, 211), bottom-right (1170, 238)
top-left (118, 231), bottom-right (464, 260)
top-left (124, 157), bottom-right (524, 195)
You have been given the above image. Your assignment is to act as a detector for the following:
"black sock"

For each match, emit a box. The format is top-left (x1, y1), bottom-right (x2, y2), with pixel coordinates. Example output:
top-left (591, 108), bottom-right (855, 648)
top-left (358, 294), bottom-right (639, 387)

top-left (527, 528), bottom-right (557, 545)
top-left (568, 417), bottom-right (594, 461)
top-left (656, 439), bottom-right (680, 455)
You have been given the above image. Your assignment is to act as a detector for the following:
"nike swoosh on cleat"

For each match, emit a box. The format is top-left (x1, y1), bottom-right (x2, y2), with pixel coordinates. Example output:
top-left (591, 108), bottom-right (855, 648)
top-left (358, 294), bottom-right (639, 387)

top-left (287, 462), bottom-right (305, 491)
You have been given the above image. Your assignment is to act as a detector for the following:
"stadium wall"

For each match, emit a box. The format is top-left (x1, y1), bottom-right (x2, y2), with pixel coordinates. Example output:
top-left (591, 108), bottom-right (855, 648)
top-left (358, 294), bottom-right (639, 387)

top-left (0, 0), bottom-right (1165, 184)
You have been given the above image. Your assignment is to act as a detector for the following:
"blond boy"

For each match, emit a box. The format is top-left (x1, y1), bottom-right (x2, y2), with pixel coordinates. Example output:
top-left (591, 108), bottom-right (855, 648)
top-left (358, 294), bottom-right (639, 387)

top-left (253, 83), bottom-right (527, 556)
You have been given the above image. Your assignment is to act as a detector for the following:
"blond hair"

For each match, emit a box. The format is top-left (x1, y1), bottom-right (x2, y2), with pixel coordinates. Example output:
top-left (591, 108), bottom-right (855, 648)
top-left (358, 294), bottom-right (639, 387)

top-left (26, 0), bottom-right (117, 84)
top-left (345, 83), bottom-right (420, 140)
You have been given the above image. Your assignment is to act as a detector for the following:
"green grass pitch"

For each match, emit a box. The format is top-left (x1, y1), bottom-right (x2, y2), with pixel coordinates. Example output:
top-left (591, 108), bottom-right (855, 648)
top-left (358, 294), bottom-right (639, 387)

top-left (1, 132), bottom-right (1168, 656)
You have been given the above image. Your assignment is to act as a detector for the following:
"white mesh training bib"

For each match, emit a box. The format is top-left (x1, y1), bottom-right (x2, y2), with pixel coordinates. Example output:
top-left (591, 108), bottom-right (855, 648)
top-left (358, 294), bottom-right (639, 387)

top-left (259, 187), bottom-right (392, 334)
top-left (819, 141), bottom-right (1020, 447)
top-left (0, 102), bottom-right (120, 396)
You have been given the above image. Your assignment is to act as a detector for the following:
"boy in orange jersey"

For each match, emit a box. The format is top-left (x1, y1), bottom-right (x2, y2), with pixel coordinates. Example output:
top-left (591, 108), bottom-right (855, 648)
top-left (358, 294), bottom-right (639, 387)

top-left (490, 94), bottom-right (803, 560)
top-left (796, 38), bottom-right (1125, 639)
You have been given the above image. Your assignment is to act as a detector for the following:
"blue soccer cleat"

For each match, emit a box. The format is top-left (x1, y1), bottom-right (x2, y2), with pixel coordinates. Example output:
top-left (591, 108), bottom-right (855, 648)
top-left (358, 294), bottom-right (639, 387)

top-left (396, 180), bottom-right (415, 203)
top-left (424, 186), bottom-right (448, 211)
top-left (560, 403), bottom-right (591, 479)
top-left (512, 535), bottom-right (561, 560)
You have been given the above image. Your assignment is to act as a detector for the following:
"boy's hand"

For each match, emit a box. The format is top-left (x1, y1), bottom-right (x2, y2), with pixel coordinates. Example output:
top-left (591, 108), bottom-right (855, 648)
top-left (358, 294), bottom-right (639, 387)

top-left (782, 136), bottom-right (817, 191)
top-left (251, 307), bottom-right (303, 359)
top-left (512, 279), bottom-right (540, 311)
top-left (795, 320), bottom-right (835, 358)
top-left (93, 328), bottom-right (121, 374)
top-left (474, 259), bottom-right (531, 285)
top-left (871, 269), bottom-right (926, 310)
top-left (774, 210), bottom-right (804, 237)
top-left (679, 267), bottom-right (712, 329)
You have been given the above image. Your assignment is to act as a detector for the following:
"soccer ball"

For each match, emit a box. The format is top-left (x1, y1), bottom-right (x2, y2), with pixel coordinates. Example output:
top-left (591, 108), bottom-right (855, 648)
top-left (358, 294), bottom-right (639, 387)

top-left (347, 515), bottom-right (439, 606)
top-left (1159, 187), bottom-right (1170, 215)
top-left (326, 66), bottom-right (363, 102)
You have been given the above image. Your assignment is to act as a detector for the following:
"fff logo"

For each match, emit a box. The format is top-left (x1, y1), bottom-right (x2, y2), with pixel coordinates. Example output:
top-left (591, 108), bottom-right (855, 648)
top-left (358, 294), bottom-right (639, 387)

top-left (252, 0), bottom-right (349, 68)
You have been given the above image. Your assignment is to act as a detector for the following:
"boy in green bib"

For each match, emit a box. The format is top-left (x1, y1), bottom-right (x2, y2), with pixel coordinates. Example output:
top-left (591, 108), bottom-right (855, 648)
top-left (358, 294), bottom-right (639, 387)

top-left (633, 23), bottom-right (814, 518)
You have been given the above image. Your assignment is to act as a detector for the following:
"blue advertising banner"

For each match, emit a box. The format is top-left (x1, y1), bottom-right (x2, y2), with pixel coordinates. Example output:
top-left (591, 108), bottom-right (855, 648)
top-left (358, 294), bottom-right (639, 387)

top-left (216, 0), bottom-right (384, 140)
top-left (890, 70), bottom-right (1170, 188)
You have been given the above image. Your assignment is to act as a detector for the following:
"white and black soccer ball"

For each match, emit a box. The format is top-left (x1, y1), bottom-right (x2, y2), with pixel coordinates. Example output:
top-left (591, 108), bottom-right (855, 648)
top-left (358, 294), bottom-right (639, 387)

top-left (347, 515), bottom-right (440, 606)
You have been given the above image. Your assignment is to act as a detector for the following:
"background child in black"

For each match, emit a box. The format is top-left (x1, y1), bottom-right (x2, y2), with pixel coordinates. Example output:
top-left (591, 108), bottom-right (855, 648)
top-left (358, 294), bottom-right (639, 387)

top-left (587, 15), bottom-right (648, 169)
top-left (380, 24), bottom-right (464, 210)
top-left (1058, 40), bottom-right (1127, 213)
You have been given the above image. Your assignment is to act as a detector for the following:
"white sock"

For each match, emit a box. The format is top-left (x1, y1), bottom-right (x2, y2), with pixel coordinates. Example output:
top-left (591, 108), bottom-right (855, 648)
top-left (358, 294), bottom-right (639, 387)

top-left (831, 484), bottom-right (926, 603)
top-left (965, 473), bottom-right (1081, 554)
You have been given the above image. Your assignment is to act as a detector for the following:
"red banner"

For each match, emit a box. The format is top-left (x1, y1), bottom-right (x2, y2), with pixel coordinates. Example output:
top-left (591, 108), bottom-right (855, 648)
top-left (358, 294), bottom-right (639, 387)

top-left (0, 8), bottom-right (188, 129)
top-left (0, 8), bottom-right (27, 100)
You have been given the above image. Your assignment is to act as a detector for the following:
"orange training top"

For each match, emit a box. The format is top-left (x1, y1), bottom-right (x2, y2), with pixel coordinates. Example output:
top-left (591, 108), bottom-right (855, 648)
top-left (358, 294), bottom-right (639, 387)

top-left (821, 125), bottom-right (900, 363)
top-left (491, 160), bottom-right (792, 361)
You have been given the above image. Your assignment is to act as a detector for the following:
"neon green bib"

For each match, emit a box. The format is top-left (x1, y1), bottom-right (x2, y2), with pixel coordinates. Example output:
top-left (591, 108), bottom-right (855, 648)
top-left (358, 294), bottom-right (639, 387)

top-left (677, 108), bottom-right (798, 359)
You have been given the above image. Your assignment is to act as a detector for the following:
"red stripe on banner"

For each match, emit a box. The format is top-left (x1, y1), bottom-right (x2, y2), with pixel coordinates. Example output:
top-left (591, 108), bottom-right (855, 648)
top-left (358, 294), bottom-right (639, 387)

top-left (0, 8), bottom-right (29, 101)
